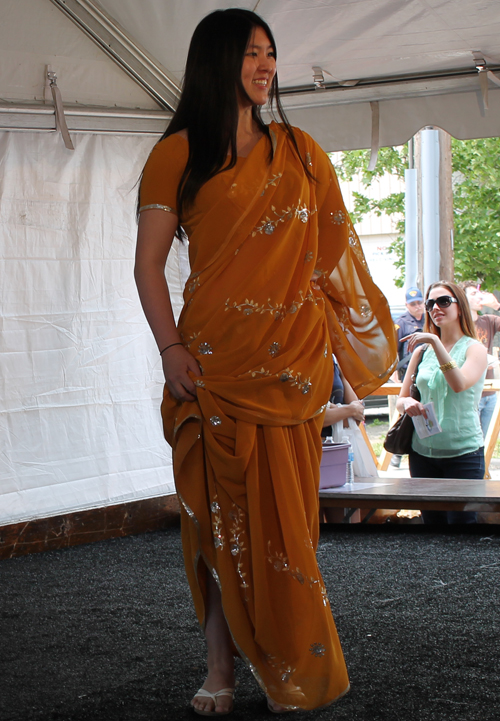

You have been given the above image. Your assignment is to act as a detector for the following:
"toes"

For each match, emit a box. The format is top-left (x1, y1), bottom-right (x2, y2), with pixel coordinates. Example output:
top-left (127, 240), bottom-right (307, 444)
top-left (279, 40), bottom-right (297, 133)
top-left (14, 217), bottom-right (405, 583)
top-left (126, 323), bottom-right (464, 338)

top-left (191, 697), bottom-right (214, 713)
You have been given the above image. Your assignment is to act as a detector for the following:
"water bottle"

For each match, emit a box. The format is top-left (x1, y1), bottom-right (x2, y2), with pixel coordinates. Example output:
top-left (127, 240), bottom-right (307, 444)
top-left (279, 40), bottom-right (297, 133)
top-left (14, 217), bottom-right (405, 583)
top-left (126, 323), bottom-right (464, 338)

top-left (342, 435), bottom-right (354, 484)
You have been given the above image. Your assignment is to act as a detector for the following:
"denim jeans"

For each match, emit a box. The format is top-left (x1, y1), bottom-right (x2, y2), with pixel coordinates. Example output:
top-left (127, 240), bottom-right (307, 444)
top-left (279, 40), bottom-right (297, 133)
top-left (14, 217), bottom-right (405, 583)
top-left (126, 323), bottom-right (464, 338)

top-left (478, 393), bottom-right (497, 438)
top-left (409, 447), bottom-right (485, 524)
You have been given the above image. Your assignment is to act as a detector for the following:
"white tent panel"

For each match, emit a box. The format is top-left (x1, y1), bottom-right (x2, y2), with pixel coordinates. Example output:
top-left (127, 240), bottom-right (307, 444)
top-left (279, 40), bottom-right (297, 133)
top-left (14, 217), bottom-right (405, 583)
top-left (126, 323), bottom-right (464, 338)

top-left (283, 87), bottom-right (500, 151)
top-left (99, 0), bottom-right (500, 87)
top-left (1, 0), bottom-right (498, 147)
top-left (0, 131), bottom-right (185, 526)
top-left (0, 0), bottom-right (158, 109)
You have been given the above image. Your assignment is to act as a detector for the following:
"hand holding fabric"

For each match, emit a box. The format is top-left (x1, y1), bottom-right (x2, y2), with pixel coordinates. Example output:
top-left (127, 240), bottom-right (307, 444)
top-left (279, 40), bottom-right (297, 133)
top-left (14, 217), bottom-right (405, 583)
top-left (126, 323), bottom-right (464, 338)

top-left (161, 345), bottom-right (201, 402)
top-left (347, 400), bottom-right (365, 422)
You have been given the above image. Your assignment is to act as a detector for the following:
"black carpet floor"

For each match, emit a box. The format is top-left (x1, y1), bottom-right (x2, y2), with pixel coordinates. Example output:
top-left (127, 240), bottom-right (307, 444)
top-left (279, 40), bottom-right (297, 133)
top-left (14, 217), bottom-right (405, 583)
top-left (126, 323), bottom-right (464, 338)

top-left (1, 524), bottom-right (500, 721)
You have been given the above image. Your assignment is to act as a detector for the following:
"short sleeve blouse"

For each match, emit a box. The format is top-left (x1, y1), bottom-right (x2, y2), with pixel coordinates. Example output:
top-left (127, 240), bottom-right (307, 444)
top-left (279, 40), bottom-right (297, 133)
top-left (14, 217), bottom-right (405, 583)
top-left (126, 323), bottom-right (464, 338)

top-left (139, 134), bottom-right (187, 218)
top-left (413, 336), bottom-right (485, 458)
top-left (139, 134), bottom-right (244, 239)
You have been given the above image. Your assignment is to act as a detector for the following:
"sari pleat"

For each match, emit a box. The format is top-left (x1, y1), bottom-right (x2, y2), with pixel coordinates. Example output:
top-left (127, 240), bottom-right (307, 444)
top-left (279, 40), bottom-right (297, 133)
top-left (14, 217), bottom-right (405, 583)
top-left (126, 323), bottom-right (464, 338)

top-left (140, 121), bottom-right (397, 709)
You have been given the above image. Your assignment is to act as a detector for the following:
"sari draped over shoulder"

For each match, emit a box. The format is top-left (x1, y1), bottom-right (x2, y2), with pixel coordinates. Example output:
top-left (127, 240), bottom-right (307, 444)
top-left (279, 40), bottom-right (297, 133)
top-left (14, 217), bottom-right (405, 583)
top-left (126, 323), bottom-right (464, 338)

top-left (140, 122), bottom-right (396, 710)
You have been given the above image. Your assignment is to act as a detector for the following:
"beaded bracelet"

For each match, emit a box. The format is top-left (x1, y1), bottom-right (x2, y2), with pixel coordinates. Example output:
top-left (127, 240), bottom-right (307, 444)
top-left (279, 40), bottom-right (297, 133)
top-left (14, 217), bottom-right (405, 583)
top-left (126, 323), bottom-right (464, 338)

top-left (439, 360), bottom-right (457, 373)
top-left (159, 342), bottom-right (183, 356)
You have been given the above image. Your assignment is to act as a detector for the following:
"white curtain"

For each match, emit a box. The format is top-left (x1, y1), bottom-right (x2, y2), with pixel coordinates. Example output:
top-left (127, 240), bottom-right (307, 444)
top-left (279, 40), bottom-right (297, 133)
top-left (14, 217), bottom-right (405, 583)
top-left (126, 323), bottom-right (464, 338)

top-left (0, 131), bottom-right (185, 525)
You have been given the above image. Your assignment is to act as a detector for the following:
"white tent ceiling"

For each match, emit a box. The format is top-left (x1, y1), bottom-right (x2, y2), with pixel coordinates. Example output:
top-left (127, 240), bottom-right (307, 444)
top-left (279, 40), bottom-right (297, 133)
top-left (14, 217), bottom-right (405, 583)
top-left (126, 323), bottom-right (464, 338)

top-left (1, 0), bottom-right (499, 150)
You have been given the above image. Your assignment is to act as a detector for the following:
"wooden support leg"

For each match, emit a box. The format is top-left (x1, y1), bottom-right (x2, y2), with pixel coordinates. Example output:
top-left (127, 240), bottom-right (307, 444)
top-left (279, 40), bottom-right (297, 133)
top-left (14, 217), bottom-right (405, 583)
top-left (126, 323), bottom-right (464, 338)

top-left (359, 422), bottom-right (380, 469)
top-left (484, 393), bottom-right (500, 479)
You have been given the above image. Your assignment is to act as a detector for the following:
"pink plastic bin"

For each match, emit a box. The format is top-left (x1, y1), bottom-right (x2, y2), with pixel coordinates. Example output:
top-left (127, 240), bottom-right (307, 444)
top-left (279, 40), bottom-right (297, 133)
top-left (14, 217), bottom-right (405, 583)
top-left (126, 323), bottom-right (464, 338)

top-left (319, 442), bottom-right (350, 489)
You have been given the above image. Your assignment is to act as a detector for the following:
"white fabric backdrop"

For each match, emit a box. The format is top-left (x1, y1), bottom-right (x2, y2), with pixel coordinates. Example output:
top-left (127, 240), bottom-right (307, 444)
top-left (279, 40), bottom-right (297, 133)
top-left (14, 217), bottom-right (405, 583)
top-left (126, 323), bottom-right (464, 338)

top-left (0, 131), bottom-right (186, 526)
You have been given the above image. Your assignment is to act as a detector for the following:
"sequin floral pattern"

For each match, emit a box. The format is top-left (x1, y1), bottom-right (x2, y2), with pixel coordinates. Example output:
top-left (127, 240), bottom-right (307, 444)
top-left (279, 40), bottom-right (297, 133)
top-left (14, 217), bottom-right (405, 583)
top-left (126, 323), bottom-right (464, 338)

top-left (268, 342), bottom-right (281, 358)
top-left (225, 288), bottom-right (323, 322)
top-left (182, 331), bottom-right (200, 346)
top-left (266, 541), bottom-right (330, 606)
top-left (330, 210), bottom-right (345, 225)
top-left (211, 500), bottom-right (225, 550)
top-left (228, 505), bottom-right (249, 601)
top-left (265, 653), bottom-right (296, 684)
top-left (264, 173), bottom-right (282, 191)
top-left (250, 367), bottom-right (312, 395)
top-left (186, 271), bottom-right (202, 294)
top-left (348, 224), bottom-right (371, 275)
top-left (310, 642), bottom-right (326, 657)
top-left (252, 202), bottom-right (317, 237)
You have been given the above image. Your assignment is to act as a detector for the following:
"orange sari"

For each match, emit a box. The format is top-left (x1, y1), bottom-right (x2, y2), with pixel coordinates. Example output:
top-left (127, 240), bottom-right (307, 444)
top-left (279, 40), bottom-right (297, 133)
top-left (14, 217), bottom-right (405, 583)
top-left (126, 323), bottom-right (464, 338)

top-left (140, 122), bottom-right (396, 710)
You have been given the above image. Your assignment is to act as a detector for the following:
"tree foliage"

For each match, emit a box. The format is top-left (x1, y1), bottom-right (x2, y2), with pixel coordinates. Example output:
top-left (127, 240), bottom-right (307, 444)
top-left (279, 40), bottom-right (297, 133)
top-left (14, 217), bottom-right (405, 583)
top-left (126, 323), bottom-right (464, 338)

top-left (451, 137), bottom-right (500, 289)
top-left (334, 137), bottom-right (500, 290)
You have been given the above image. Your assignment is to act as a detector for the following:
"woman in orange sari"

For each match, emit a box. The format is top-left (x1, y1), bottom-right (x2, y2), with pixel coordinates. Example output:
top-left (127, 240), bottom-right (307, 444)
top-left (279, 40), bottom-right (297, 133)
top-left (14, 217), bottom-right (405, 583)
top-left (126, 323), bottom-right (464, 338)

top-left (135, 8), bottom-right (396, 715)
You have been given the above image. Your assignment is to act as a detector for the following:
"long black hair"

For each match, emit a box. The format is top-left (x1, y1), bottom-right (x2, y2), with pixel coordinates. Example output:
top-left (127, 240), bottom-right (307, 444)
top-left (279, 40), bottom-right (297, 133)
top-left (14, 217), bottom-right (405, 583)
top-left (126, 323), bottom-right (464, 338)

top-left (139, 8), bottom-right (312, 223)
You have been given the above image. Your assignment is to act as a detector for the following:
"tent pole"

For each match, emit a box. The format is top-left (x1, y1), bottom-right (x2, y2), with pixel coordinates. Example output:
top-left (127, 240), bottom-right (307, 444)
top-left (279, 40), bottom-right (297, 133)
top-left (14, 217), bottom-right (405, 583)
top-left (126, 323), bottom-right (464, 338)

top-left (438, 130), bottom-right (455, 281)
top-left (421, 128), bottom-right (441, 289)
top-left (48, 0), bottom-right (180, 111)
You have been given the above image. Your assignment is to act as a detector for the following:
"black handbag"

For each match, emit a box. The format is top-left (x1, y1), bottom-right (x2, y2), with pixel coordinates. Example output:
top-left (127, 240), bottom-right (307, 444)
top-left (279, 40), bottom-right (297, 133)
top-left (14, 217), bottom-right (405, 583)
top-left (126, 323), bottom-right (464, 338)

top-left (383, 346), bottom-right (427, 455)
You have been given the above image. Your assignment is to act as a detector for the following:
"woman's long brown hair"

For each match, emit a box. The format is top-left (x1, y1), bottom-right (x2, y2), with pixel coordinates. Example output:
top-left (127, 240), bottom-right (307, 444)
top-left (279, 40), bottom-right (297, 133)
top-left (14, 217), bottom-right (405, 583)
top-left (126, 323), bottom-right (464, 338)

top-left (423, 280), bottom-right (477, 339)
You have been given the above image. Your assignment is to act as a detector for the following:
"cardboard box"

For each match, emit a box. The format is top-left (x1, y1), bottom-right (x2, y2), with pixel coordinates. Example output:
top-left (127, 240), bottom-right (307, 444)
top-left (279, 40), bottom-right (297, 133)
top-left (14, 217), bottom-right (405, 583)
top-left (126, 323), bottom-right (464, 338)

top-left (319, 442), bottom-right (349, 489)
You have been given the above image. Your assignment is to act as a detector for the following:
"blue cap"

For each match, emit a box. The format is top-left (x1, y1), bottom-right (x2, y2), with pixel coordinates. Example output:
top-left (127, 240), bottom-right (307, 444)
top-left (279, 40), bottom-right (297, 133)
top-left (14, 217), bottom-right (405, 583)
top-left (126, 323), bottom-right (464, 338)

top-left (405, 287), bottom-right (424, 303)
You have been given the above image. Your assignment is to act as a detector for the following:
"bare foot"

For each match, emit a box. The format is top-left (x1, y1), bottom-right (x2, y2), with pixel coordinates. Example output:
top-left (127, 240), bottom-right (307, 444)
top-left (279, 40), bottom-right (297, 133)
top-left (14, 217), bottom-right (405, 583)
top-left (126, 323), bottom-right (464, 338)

top-left (191, 667), bottom-right (235, 715)
top-left (192, 570), bottom-right (235, 714)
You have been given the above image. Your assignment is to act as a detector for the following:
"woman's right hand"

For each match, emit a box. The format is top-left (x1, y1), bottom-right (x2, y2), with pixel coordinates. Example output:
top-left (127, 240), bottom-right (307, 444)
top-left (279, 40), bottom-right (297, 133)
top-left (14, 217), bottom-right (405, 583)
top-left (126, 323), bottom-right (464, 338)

top-left (347, 400), bottom-right (365, 422)
top-left (161, 345), bottom-right (201, 402)
top-left (402, 397), bottom-right (427, 418)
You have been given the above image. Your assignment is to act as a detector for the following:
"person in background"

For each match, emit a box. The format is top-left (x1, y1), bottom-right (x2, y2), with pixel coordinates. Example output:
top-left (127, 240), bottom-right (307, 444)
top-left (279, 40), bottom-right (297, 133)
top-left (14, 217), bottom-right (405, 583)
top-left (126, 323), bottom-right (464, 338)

top-left (321, 358), bottom-right (364, 523)
top-left (390, 287), bottom-right (425, 467)
top-left (460, 282), bottom-right (500, 437)
top-left (397, 281), bottom-right (487, 525)
top-left (321, 357), bottom-right (365, 438)
top-left (394, 287), bottom-right (425, 380)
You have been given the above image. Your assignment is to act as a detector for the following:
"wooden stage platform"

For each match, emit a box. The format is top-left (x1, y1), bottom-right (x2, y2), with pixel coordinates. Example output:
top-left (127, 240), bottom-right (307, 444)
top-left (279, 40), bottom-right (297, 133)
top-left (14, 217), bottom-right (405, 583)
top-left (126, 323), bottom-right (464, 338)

top-left (319, 476), bottom-right (500, 522)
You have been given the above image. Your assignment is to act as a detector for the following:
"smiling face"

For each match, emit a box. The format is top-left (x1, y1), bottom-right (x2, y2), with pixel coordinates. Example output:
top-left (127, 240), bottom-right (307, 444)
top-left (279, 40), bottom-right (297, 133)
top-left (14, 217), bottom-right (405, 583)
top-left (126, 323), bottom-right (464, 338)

top-left (427, 286), bottom-right (460, 328)
top-left (239, 26), bottom-right (276, 109)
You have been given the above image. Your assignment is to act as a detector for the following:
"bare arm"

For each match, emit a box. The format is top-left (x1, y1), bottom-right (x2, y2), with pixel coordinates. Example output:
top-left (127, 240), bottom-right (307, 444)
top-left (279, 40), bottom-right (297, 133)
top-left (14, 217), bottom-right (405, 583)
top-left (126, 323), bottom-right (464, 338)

top-left (322, 401), bottom-right (365, 427)
top-left (134, 209), bottom-right (200, 402)
top-left (339, 368), bottom-right (358, 404)
top-left (322, 367), bottom-right (364, 427)
top-left (402, 332), bottom-right (487, 393)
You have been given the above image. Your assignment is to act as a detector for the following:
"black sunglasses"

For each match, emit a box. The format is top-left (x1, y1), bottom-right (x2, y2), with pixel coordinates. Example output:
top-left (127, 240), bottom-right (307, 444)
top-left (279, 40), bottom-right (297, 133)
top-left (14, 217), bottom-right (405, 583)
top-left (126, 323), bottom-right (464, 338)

top-left (425, 295), bottom-right (458, 313)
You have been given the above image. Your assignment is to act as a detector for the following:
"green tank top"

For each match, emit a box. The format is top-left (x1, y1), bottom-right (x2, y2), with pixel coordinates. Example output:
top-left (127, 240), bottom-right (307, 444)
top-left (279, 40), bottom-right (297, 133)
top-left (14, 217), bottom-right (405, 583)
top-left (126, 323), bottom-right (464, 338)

top-left (412, 335), bottom-right (485, 458)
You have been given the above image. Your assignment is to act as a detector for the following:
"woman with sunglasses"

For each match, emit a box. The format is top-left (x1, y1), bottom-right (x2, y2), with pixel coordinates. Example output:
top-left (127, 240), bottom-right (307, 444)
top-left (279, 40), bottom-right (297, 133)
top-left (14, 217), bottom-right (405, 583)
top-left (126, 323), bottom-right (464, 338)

top-left (397, 281), bottom-right (487, 524)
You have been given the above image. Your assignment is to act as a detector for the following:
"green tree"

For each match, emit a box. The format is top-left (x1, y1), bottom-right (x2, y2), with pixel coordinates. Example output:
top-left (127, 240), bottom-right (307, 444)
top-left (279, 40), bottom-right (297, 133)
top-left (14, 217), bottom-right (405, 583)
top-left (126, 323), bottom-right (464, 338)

top-left (334, 137), bottom-right (500, 289)
top-left (451, 137), bottom-right (500, 288)
top-left (331, 147), bottom-right (407, 286)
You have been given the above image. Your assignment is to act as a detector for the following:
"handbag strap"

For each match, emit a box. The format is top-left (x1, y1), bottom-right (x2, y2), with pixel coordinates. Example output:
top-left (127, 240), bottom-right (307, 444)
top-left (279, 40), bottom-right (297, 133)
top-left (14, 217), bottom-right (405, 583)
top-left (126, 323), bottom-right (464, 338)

top-left (409, 344), bottom-right (428, 400)
top-left (410, 344), bottom-right (428, 382)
